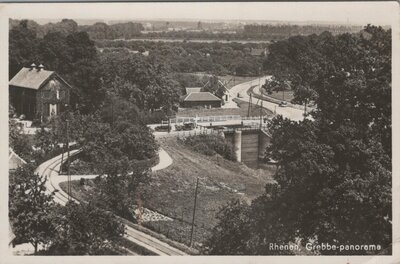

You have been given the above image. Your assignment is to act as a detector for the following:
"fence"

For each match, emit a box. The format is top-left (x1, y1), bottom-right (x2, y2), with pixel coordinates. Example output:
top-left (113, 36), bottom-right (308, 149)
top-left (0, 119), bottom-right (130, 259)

top-left (155, 124), bottom-right (270, 139)
top-left (161, 115), bottom-right (270, 125)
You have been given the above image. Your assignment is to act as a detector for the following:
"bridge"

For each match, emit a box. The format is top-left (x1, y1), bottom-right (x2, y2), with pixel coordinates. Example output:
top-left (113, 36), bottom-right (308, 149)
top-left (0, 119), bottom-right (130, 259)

top-left (152, 116), bottom-right (272, 169)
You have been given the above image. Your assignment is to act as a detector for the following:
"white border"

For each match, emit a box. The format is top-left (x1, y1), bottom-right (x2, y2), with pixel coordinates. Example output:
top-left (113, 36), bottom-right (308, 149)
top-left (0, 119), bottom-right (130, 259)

top-left (0, 2), bottom-right (398, 264)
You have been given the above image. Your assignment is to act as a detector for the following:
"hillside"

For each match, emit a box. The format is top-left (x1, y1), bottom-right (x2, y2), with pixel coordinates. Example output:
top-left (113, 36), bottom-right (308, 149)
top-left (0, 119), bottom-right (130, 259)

top-left (139, 136), bottom-right (276, 247)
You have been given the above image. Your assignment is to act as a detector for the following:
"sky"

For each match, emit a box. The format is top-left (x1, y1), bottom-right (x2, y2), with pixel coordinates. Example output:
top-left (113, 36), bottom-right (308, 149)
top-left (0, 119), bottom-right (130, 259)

top-left (2, 2), bottom-right (398, 26)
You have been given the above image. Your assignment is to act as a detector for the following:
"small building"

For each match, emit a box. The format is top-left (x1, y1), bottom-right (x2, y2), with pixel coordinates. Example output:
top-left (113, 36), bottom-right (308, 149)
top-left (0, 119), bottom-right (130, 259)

top-left (182, 92), bottom-right (222, 108)
top-left (9, 64), bottom-right (72, 122)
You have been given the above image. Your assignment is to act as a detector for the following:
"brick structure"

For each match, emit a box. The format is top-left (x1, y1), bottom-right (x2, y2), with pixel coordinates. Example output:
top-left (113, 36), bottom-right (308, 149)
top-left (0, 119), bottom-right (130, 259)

top-left (9, 64), bottom-right (72, 122)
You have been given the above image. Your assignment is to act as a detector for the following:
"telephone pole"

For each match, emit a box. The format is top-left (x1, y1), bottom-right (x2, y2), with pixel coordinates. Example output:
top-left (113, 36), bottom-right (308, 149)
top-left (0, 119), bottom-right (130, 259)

top-left (260, 100), bottom-right (263, 128)
top-left (190, 177), bottom-right (200, 247)
top-left (66, 119), bottom-right (71, 201)
top-left (247, 93), bottom-right (252, 117)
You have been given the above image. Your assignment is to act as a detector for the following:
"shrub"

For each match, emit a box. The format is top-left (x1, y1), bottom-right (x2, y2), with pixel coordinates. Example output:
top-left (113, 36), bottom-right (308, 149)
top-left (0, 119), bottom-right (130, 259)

top-left (180, 134), bottom-right (236, 161)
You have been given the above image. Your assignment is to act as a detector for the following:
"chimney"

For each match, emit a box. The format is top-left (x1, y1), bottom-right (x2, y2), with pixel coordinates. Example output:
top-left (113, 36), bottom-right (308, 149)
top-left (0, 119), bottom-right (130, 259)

top-left (37, 64), bottom-right (44, 71)
top-left (30, 63), bottom-right (36, 71)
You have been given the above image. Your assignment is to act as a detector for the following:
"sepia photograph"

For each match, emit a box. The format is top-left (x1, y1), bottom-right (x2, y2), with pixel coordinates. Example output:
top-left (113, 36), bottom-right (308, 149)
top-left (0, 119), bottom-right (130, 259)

top-left (1, 1), bottom-right (399, 263)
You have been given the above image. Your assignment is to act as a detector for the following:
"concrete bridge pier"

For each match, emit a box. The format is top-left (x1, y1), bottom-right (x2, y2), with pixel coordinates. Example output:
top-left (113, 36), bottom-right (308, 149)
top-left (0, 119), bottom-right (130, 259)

top-left (233, 130), bottom-right (242, 162)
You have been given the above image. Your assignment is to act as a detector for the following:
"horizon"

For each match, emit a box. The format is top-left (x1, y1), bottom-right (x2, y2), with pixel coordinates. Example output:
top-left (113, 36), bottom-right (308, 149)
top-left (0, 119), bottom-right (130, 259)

top-left (3, 2), bottom-right (397, 27)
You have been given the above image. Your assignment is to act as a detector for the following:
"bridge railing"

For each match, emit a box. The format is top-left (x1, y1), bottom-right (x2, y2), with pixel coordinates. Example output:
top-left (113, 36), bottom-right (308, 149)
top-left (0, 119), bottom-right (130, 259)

top-left (161, 115), bottom-right (270, 125)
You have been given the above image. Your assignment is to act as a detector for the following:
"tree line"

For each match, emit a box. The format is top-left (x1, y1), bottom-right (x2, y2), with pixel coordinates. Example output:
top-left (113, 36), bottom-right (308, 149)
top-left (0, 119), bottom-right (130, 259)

top-left (97, 39), bottom-right (266, 76)
top-left (10, 18), bottom-right (143, 40)
top-left (243, 24), bottom-right (363, 40)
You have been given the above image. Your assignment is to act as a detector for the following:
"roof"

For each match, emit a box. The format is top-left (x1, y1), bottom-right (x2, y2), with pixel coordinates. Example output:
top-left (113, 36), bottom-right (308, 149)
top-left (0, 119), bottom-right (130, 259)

top-left (9, 67), bottom-right (55, 90)
top-left (183, 92), bottom-right (221, 102)
top-left (185, 87), bottom-right (202, 94)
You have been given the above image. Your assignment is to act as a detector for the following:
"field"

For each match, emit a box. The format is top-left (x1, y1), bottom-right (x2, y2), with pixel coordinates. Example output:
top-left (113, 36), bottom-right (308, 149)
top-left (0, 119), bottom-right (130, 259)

top-left (138, 137), bottom-right (276, 247)
top-left (177, 98), bottom-right (274, 118)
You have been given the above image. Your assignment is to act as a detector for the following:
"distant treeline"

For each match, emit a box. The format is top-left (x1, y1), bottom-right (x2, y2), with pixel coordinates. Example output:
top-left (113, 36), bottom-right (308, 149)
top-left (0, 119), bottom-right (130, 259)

top-left (9, 19), bottom-right (144, 40)
top-left (10, 19), bottom-right (365, 41)
top-left (242, 24), bottom-right (363, 39)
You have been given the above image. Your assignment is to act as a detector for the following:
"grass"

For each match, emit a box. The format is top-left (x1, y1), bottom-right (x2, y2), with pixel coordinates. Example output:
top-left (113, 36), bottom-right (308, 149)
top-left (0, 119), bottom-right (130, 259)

top-left (138, 137), bottom-right (276, 248)
top-left (177, 99), bottom-right (274, 118)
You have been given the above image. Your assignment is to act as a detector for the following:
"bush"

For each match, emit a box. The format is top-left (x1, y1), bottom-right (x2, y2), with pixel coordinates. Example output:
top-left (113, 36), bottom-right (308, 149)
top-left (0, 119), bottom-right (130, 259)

top-left (180, 134), bottom-right (236, 161)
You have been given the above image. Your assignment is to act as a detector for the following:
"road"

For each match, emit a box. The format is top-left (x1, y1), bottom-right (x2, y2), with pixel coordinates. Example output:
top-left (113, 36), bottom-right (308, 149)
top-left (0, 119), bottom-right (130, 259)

top-left (230, 76), bottom-right (306, 121)
top-left (35, 149), bottom-right (187, 256)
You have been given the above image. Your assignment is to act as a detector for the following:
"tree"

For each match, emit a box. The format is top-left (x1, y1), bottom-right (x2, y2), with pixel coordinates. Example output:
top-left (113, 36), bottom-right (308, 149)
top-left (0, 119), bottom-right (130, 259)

top-left (9, 119), bottom-right (34, 162)
top-left (47, 202), bottom-right (125, 255)
top-left (262, 76), bottom-right (290, 101)
top-left (207, 26), bottom-right (392, 255)
top-left (9, 164), bottom-right (56, 254)
top-left (99, 52), bottom-right (182, 113)
top-left (202, 75), bottom-right (226, 99)
top-left (9, 20), bottom-right (39, 79)
top-left (77, 118), bottom-right (157, 220)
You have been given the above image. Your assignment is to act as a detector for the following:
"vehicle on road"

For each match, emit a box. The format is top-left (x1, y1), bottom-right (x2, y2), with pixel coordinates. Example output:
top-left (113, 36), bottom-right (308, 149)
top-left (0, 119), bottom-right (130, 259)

top-left (175, 122), bottom-right (196, 131)
top-left (279, 101), bottom-right (288, 107)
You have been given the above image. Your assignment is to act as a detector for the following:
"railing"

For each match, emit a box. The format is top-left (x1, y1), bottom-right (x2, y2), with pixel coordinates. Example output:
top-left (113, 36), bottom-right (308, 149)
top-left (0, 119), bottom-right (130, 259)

top-left (155, 124), bottom-right (270, 139)
top-left (161, 115), bottom-right (270, 125)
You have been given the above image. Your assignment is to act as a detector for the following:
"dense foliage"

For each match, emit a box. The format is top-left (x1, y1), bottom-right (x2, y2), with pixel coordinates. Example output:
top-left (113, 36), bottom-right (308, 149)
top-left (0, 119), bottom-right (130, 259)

top-left (9, 164), bottom-right (56, 254)
top-left (46, 202), bottom-right (125, 255)
top-left (9, 20), bottom-right (182, 118)
top-left (10, 18), bottom-right (143, 40)
top-left (97, 40), bottom-right (266, 76)
top-left (180, 134), bottom-right (236, 161)
top-left (9, 164), bottom-right (125, 255)
top-left (206, 25), bottom-right (392, 255)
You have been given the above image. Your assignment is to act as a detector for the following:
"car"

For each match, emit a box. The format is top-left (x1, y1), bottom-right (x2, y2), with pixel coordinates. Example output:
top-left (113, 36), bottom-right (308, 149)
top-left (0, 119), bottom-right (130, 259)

top-left (176, 122), bottom-right (195, 131)
top-left (279, 101), bottom-right (288, 107)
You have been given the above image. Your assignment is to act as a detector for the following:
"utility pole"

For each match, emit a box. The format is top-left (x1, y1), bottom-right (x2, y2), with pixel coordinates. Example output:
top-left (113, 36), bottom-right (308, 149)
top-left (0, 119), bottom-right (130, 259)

top-left (247, 93), bottom-right (252, 117)
top-left (260, 100), bottom-right (263, 128)
top-left (111, 99), bottom-right (114, 127)
top-left (66, 119), bottom-right (71, 201)
top-left (190, 177), bottom-right (200, 247)
top-left (304, 100), bottom-right (307, 115)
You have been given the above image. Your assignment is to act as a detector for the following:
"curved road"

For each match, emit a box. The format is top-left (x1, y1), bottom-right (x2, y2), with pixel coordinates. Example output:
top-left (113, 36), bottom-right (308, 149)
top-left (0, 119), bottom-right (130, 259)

top-left (230, 76), bottom-right (306, 121)
top-left (35, 149), bottom-right (186, 256)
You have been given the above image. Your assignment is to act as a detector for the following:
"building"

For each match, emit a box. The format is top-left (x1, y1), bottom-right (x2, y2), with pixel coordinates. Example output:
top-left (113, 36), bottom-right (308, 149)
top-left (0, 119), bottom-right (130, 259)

top-left (182, 92), bottom-right (222, 108)
top-left (9, 64), bottom-right (72, 121)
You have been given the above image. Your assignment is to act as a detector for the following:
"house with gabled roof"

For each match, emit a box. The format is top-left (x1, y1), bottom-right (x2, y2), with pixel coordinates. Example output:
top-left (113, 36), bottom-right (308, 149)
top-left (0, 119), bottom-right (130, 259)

top-left (9, 64), bottom-right (72, 122)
